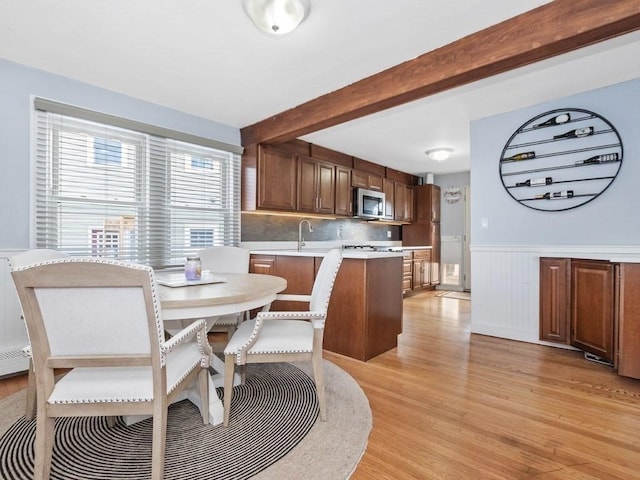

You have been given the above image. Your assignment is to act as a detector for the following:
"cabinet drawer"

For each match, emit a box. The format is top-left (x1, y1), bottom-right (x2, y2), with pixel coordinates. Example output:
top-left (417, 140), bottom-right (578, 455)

top-left (412, 249), bottom-right (431, 260)
top-left (402, 262), bottom-right (412, 274)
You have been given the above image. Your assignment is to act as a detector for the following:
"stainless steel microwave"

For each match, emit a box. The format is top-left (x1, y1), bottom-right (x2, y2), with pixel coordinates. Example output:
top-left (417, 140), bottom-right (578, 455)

top-left (353, 188), bottom-right (385, 219)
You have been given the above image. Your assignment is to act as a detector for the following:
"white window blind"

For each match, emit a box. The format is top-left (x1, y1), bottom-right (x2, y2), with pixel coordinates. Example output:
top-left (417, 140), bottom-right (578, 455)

top-left (34, 101), bottom-right (241, 268)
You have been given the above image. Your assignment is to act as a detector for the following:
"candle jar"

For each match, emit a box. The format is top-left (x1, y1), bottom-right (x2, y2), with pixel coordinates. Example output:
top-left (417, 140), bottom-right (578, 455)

top-left (184, 257), bottom-right (202, 281)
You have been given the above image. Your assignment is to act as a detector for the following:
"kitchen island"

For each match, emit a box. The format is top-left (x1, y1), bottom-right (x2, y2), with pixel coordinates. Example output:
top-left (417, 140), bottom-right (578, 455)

top-left (249, 248), bottom-right (404, 361)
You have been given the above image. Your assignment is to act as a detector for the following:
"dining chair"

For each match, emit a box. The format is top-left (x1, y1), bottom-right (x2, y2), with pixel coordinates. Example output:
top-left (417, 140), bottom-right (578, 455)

top-left (222, 248), bottom-right (343, 427)
top-left (11, 258), bottom-right (211, 480)
top-left (8, 249), bottom-right (70, 421)
top-left (197, 246), bottom-right (251, 339)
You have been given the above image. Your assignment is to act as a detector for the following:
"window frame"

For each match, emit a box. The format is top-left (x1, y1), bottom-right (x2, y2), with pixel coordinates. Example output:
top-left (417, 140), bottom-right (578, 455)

top-left (33, 98), bottom-right (243, 268)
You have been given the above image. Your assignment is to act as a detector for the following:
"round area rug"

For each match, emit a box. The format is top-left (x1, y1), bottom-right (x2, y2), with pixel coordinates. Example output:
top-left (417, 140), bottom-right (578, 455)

top-left (0, 360), bottom-right (371, 480)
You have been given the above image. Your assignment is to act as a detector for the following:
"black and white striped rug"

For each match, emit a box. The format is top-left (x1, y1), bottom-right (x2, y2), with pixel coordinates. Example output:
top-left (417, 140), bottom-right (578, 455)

top-left (0, 363), bottom-right (319, 480)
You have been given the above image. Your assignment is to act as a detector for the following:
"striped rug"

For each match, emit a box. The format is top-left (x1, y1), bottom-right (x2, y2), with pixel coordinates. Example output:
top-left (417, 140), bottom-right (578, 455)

top-left (0, 363), bottom-right (319, 480)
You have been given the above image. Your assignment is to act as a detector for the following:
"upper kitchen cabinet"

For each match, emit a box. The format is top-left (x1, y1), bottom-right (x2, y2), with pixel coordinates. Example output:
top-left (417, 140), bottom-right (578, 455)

top-left (386, 168), bottom-right (416, 223)
top-left (382, 178), bottom-right (395, 220)
top-left (413, 184), bottom-right (440, 223)
top-left (310, 144), bottom-right (353, 217)
top-left (352, 158), bottom-right (384, 191)
top-left (297, 154), bottom-right (335, 214)
top-left (242, 142), bottom-right (307, 212)
top-left (335, 166), bottom-right (353, 216)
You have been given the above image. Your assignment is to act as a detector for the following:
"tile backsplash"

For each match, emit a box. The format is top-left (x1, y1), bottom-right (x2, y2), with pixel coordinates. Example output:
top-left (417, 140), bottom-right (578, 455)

top-left (242, 214), bottom-right (401, 243)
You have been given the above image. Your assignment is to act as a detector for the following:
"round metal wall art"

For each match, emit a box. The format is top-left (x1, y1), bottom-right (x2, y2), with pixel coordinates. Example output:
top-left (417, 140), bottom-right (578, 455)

top-left (499, 108), bottom-right (623, 212)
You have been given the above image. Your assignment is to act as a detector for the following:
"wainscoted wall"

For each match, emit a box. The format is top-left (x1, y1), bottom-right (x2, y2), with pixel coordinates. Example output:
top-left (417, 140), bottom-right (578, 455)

top-left (471, 245), bottom-right (640, 345)
top-left (242, 214), bottom-right (401, 243)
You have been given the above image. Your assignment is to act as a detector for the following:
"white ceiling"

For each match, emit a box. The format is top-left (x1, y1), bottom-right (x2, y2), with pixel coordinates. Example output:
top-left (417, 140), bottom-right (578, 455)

top-left (2, 0), bottom-right (640, 176)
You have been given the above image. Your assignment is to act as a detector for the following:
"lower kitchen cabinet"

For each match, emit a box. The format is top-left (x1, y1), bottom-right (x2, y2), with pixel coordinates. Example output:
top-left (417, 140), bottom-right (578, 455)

top-left (250, 253), bottom-right (403, 361)
top-left (539, 257), bottom-right (640, 378)
top-left (616, 263), bottom-right (640, 379)
top-left (571, 259), bottom-right (615, 363)
top-left (539, 257), bottom-right (571, 344)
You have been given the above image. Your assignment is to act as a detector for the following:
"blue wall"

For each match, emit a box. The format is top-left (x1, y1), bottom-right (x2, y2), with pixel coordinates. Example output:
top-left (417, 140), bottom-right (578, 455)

top-left (0, 59), bottom-right (241, 249)
top-left (470, 77), bottom-right (639, 247)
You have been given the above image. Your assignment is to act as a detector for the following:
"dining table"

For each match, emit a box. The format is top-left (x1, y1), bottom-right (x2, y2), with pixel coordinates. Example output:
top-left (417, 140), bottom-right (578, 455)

top-left (154, 271), bottom-right (287, 426)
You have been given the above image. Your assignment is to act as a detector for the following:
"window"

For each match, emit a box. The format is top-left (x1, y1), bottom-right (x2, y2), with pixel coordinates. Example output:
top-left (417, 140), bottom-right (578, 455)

top-left (34, 99), bottom-right (242, 268)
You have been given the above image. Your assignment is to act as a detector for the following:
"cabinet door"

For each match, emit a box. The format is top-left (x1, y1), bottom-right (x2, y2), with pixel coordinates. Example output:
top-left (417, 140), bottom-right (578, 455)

top-left (394, 183), bottom-right (406, 221)
top-left (571, 260), bottom-right (615, 363)
top-left (317, 161), bottom-right (335, 214)
top-left (405, 186), bottom-right (414, 223)
top-left (617, 263), bottom-right (640, 379)
top-left (369, 174), bottom-right (383, 191)
top-left (297, 155), bottom-right (318, 212)
top-left (257, 146), bottom-right (297, 211)
top-left (272, 256), bottom-right (315, 311)
top-left (382, 178), bottom-right (395, 220)
top-left (429, 223), bottom-right (440, 285)
top-left (249, 255), bottom-right (276, 275)
top-left (430, 185), bottom-right (441, 223)
top-left (539, 257), bottom-right (571, 344)
top-left (297, 156), bottom-right (335, 214)
top-left (334, 166), bottom-right (352, 216)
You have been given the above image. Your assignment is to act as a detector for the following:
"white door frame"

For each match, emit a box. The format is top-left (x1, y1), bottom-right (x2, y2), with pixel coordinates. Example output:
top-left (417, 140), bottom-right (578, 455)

top-left (463, 185), bottom-right (471, 291)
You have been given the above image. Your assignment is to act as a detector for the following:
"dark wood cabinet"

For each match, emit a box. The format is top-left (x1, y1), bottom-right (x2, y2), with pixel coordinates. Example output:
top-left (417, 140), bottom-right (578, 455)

top-left (352, 170), bottom-right (383, 191)
top-left (402, 251), bottom-right (413, 294)
top-left (324, 257), bottom-right (403, 361)
top-left (571, 259), bottom-right (615, 363)
top-left (616, 263), bottom-right (640, 379)
top-left (539, 257), bottom-right (571, 344)
top-left (393, 182), bottom-right (413, 222)
top-left (249, 254), bottom-right (315, 311)
top-left (250, 253), bottom-right (403, 361)
top-left (382, 178), bottom-right (395, 220)
top-left (334, 166), bottom-right (352, 216)
top-left (412, 249), bottom-right (432, 288)
top-left (297, 155), bottom-right (335, 214)
top-left (256, 145), bottom-right (297, 211)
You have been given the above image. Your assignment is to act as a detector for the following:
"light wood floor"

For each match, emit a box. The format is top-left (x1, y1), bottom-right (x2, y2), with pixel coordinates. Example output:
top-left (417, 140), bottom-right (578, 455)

top-left (2, 291), bottom-right (640, 479)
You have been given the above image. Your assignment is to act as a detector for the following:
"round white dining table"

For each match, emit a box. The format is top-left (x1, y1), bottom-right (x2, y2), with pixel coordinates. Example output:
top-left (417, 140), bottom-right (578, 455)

top-left (154, 272), bottom-right (287, 426)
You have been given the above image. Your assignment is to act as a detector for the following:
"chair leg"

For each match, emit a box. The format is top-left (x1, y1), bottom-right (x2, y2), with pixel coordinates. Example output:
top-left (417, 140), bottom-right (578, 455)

top-left (197, 367), bottom-right (209, 424)
top-left (34, 412), bottom-right (54, 480)
top-left (311, 349), bottom-right (327, 421)
top-left (223, 355), bottom-right (235, 427)
top-left (150, 400), bottom-right (168, 480)
top-left (25, 360), bottom-right (37, 421)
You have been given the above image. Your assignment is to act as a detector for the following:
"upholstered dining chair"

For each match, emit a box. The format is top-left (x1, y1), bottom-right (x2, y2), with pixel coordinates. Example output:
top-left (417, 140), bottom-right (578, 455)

top-left (223, 248), bottom-right (343, 427)
top-left (10, 258), bottom-right (211, 480)
top-left (197, 246), bottom-right (251, 339)
top-left (8, 248), bottom-right (69, 421)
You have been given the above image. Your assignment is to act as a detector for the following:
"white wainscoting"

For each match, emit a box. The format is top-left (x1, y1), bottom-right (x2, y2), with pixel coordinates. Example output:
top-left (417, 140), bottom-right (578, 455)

top-left (470, 245), bottom-right (640, 346)
top-left (0, 249), bottom-right (29, 376)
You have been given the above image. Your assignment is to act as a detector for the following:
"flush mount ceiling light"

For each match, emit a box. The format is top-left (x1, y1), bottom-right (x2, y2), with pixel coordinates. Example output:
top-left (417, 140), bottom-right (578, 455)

top-left (242, 0), bottom-right (310, 36)
top-left (425, 148), bottom-right (454, 162)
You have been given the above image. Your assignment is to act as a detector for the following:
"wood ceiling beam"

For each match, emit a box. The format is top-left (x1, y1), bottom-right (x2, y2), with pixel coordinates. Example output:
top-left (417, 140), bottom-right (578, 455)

top-left (241, 0), bottom-right (640, 146)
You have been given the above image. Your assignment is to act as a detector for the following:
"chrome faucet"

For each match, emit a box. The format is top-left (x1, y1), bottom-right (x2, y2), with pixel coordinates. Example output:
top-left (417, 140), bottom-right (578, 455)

top-left (298, 219), bottom-right (313, 251)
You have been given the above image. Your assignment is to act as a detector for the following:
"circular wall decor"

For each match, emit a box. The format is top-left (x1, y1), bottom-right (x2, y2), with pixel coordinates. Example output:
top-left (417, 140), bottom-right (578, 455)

top-left (444, 186), bottom-right (461, 204)
top-left (499, 108), bottom-right (623, 212)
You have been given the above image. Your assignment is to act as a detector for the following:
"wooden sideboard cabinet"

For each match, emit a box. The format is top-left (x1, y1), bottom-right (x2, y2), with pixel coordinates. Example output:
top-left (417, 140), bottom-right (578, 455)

top-left (571, 259), bottom-right (615, 363)
top-left (616, 263), bottom-right (640, 379)
top-left (539, 257), bottom-right (640, 378)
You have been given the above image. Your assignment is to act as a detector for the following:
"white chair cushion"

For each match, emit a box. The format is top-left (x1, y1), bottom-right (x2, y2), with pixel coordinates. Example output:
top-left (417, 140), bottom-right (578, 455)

top-left (48, 342), bottom-right (202, 404)
top-left (224, 319), bottom-right (314, 356)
